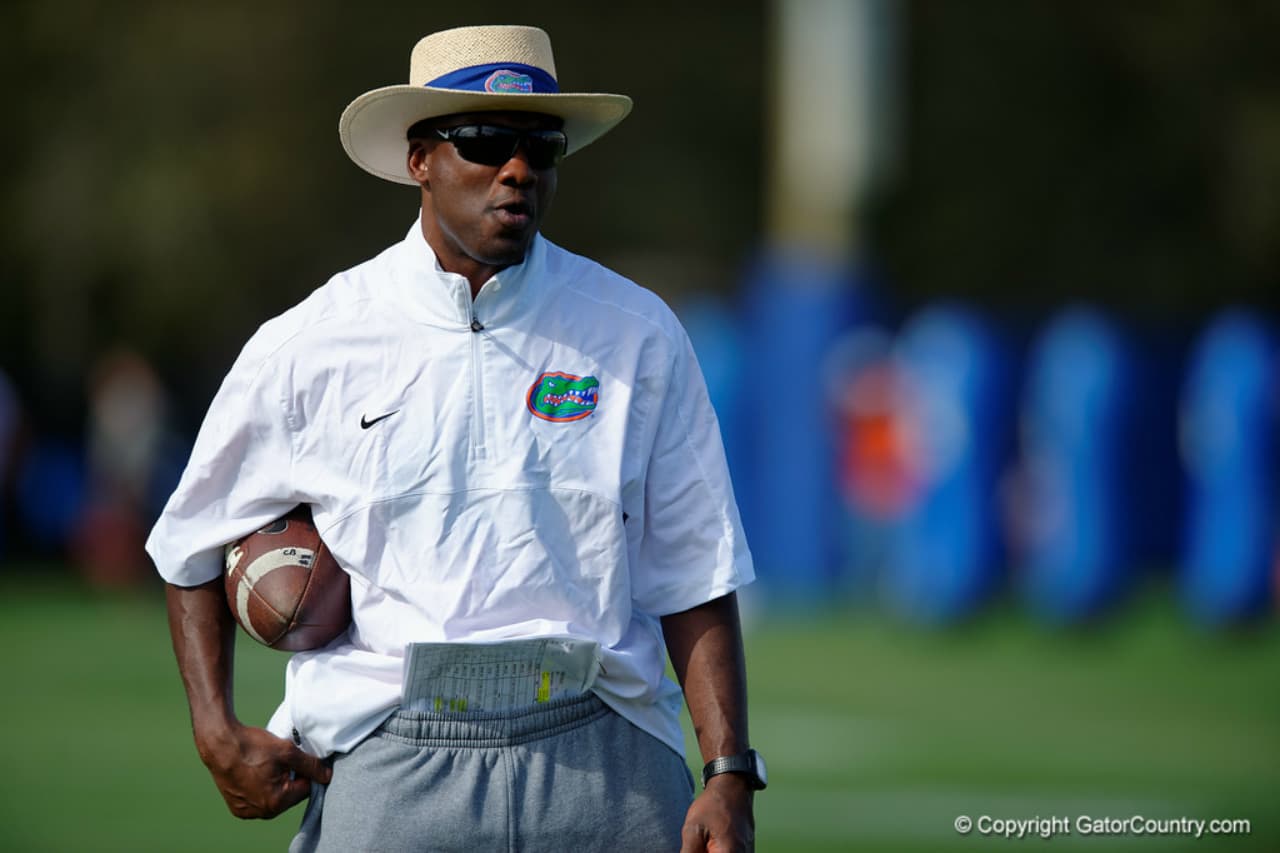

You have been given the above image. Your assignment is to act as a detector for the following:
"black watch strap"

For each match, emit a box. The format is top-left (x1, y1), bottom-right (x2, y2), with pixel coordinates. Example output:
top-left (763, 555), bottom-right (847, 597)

top-left (701, 748), bottom-right (767, 790)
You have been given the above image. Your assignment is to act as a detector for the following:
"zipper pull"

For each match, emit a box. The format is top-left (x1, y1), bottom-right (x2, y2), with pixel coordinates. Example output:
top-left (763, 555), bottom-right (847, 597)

top-left (470, 317), bottom-right (484, 332)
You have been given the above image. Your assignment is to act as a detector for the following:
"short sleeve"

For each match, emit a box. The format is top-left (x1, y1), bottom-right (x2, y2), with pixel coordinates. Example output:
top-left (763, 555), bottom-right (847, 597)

top-left (630, 325), bottom-right (754, 615)
top-left (145, 340), bottom-right (304, 586)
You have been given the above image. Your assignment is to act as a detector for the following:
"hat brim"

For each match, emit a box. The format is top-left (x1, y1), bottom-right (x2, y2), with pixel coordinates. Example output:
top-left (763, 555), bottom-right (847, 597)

top-left (339, 86), bottom-right (633, 185)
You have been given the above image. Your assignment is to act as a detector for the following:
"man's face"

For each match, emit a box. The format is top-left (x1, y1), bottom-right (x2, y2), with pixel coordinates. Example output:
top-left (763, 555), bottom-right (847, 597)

top-left (412, 111), bottom-right (561, 280)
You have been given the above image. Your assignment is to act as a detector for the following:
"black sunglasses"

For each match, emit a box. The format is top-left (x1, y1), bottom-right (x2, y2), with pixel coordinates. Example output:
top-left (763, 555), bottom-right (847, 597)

top-left (433, 125), bottom-right (568, 170)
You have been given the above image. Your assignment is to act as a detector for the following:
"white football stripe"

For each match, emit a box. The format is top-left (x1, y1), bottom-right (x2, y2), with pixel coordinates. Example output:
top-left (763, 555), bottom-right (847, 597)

top-left (235, 547), bottom-right (316, 645)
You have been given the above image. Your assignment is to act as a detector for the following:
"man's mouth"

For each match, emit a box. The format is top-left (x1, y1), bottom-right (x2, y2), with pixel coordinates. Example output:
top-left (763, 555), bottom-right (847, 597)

top-left (493, 199), bottom-right (533, 228)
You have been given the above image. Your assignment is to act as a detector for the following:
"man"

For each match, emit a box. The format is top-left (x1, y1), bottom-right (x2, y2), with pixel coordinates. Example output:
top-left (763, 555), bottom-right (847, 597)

top-left (148, 24), bottom-right (764, 852)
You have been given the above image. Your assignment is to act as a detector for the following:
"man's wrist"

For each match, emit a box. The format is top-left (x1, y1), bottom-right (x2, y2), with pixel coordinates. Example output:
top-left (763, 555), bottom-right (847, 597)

top-left (192, 712), bottom-right (241, 764)
top-left (701, 748), bottom-right (768, 790)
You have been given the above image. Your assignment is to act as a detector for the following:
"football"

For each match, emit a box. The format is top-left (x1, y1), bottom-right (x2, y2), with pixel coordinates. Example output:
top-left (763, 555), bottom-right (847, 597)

top-left (223, 505), bottom-right (351, 651)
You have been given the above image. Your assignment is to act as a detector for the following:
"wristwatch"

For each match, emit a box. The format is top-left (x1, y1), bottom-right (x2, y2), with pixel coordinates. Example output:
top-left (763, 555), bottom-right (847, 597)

top-left (701, 748), bottom-right (767, 790)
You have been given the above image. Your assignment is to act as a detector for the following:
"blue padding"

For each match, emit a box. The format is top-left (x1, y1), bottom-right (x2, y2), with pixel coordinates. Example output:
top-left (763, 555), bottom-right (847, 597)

top-left (16, 440), bottom-right (86, 548)
top-left (883, 304), bottom-right (1013, 622)
top-left (1180, 310), bottom-right (1277, 623)
top-left (1017, 307), bottom-right (1133, 621)
top-left (739, 249), bottom-right (866, 601)
top-left (678, 297), bottom-right (748, 495)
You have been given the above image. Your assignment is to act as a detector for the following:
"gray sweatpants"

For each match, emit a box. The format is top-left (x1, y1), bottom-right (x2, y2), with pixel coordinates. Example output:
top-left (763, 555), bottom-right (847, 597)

top-left (290, 693), bottom-right (694, 852)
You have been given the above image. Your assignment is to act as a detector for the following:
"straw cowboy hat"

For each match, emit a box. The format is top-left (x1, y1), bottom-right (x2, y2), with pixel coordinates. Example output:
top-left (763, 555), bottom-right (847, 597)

top-left (339, 25), bottom-right (633, 185)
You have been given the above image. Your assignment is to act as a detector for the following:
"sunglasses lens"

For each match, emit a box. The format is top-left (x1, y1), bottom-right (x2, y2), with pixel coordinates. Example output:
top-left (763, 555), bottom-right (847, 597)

top-left (452, 133), bottom-right (517, 167)
top-left (447, 127), bottom-right (566, 169)
top-left (522, 132), bottom-right (567, 169)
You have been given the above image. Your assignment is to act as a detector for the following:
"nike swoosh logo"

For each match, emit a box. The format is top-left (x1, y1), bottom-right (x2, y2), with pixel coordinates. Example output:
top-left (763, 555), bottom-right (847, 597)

top-left (360, 410), bottom-right (399, 429)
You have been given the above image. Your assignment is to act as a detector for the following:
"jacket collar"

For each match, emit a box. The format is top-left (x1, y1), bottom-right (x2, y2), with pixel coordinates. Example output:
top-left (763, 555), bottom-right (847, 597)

top-left (389, 215), bottom-right (544, 329)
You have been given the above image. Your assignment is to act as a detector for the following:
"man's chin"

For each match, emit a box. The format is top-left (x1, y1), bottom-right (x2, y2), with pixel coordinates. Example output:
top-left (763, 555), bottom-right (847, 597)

top-left (480, 233), bottom-right (536, 267)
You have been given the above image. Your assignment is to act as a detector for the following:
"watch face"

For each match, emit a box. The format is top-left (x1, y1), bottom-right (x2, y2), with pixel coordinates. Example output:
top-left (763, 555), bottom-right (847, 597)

top-left (750, 749), bottom-right (768, 789)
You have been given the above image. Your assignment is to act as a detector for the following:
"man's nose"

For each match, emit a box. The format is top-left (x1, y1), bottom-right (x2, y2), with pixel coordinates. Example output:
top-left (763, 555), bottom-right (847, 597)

top-left (497, 146), bottom-right (537, 186)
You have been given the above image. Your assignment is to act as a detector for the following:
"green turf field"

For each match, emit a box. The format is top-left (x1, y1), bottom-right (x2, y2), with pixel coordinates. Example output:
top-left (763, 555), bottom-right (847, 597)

top-left (0, 572), bottom-right (1275, 852)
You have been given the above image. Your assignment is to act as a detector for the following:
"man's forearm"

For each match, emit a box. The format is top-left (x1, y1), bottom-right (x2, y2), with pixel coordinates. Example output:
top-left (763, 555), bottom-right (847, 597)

top-left (165, 578), bottom-right (330, 818)
top-left (661, 591), bottom-right (750, 762)
top-left (165, 579), bottom-right (239, 753)
top-left (663, 592), bottom-right (756, 851)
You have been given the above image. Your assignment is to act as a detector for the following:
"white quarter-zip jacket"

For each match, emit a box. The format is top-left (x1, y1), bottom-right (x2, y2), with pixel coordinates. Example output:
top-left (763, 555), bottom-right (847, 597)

top-left (146, 220), bottom-right (754, 758)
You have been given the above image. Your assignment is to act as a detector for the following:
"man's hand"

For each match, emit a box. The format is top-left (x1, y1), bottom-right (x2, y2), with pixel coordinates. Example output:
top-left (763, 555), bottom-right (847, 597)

top-left (197, 722), bottom-right (331, 819)
top-left (679, 774), bottom-right (755, 853)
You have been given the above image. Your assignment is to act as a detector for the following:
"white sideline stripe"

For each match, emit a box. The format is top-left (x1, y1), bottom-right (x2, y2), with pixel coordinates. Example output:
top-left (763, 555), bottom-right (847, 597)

top-left (235, 548), bottom-right (316, 645)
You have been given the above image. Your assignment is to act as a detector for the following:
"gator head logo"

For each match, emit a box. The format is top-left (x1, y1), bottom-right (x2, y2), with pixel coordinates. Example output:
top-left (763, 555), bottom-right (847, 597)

top-left (527, 372), bottom-right (600, 422)
top-left (485, 70), bottom-right (534, 94)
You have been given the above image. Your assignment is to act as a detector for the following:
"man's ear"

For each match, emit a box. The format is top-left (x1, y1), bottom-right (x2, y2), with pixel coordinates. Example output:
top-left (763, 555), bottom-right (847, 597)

top-left (407, 141), bottom-right (431, 184)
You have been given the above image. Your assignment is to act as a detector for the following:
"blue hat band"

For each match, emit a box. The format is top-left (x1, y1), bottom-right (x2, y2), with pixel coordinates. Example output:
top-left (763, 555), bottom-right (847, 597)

top-left (425, 63), bottom-right (560, 95)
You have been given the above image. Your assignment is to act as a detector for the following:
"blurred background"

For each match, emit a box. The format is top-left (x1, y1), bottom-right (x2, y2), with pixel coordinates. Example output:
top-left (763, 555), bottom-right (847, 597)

top-left (2, 1), bottom-right (1277, 851)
